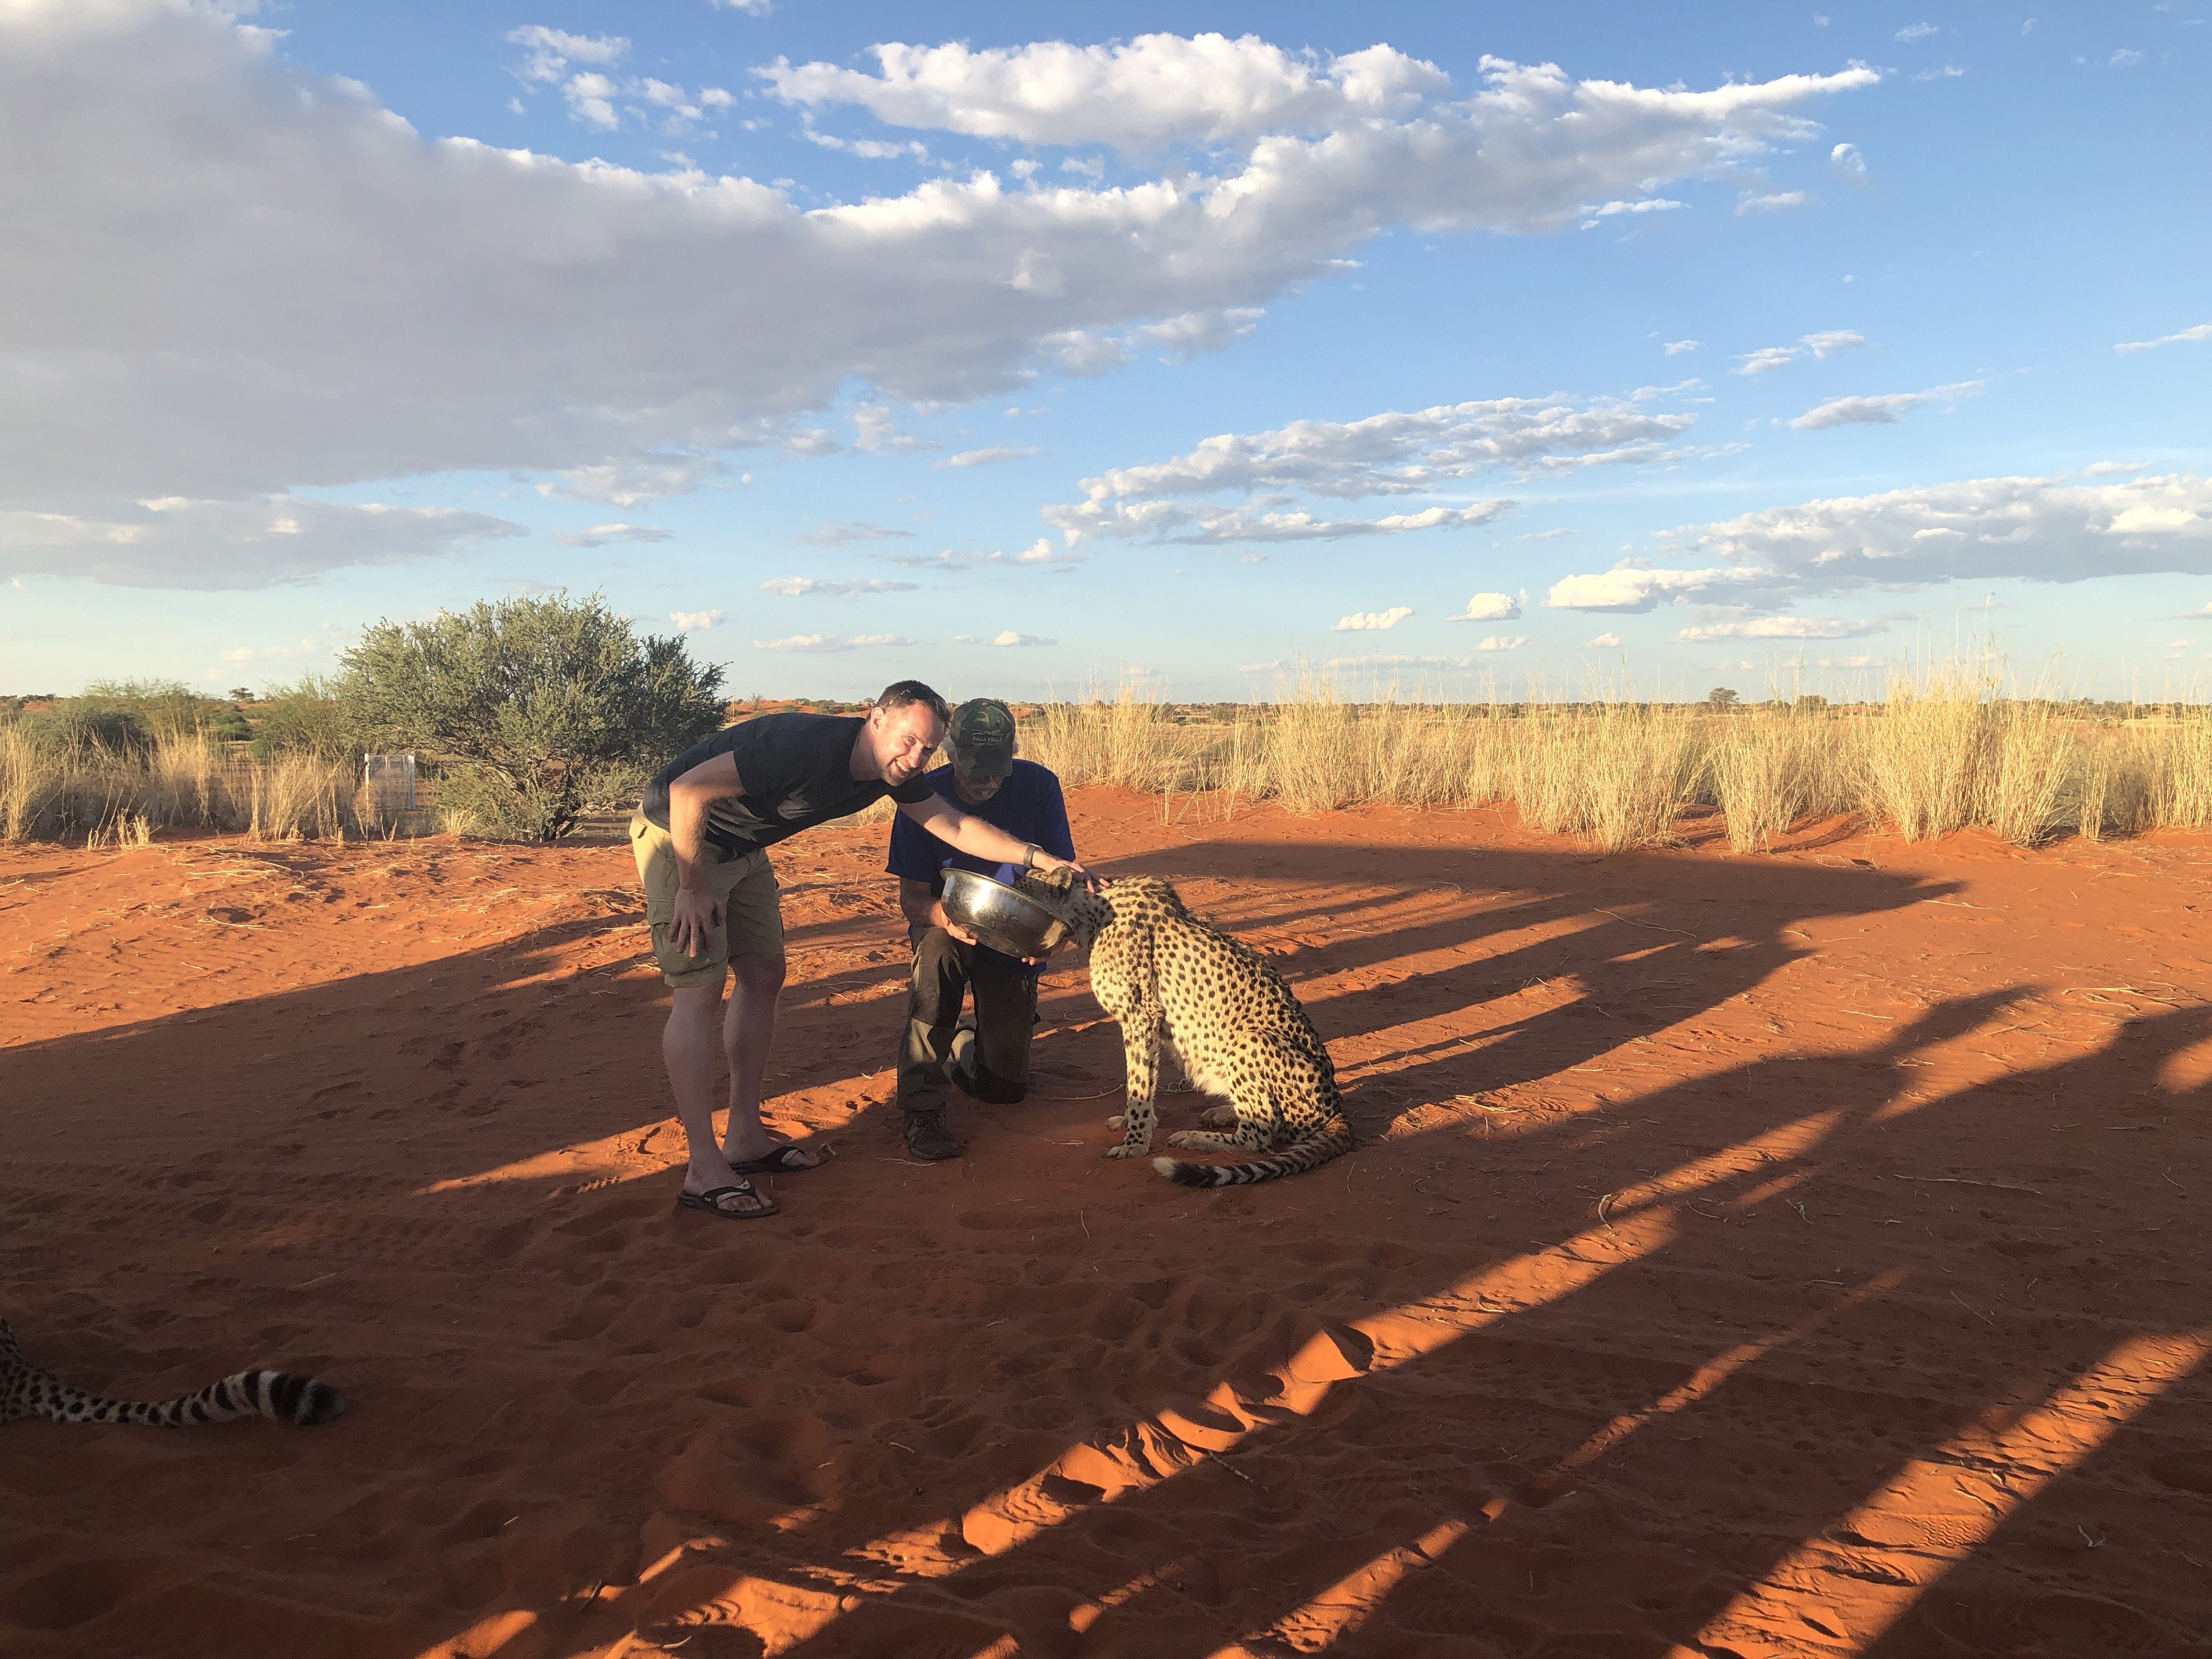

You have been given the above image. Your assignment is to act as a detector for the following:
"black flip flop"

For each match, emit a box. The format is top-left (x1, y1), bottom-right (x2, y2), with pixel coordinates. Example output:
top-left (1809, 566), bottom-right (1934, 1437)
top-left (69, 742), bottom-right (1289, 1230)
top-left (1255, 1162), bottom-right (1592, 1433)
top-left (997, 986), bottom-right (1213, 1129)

top-left (727, 1145), bottom-right (826, 1176)
top-left (677, 1181), bottom-right (778, 1220)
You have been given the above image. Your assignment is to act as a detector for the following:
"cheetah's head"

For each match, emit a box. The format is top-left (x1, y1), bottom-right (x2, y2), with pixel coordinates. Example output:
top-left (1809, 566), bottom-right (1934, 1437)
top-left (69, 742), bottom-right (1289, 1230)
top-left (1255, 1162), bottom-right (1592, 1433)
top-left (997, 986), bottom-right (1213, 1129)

top-left (1017, 867), bottom-right (1111, 947)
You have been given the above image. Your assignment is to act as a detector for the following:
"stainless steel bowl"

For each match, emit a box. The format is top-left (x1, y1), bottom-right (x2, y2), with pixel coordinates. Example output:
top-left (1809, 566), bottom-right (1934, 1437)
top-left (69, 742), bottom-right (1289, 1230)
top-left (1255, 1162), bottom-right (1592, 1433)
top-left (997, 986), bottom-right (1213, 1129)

top-left (939, 868), bottom-right (1070, 958)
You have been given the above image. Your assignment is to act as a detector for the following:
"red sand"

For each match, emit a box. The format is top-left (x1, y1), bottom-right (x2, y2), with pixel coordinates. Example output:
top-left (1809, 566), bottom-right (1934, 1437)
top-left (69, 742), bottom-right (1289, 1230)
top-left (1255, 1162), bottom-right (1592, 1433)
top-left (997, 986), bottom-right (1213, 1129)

top-left (3, 789), bottom-right (2208, 1658)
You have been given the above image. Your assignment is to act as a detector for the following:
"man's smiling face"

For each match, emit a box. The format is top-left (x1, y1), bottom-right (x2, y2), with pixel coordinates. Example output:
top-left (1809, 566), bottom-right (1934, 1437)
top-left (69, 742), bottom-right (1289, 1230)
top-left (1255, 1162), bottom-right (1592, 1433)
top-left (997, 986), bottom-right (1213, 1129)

top-left (872, 702), bottom-right (943, 786)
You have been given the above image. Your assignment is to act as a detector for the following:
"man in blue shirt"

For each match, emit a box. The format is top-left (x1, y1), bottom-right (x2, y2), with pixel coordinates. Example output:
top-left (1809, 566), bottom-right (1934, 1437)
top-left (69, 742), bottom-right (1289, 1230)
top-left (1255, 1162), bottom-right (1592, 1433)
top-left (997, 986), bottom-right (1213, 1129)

top-left (885, 697), bottom-right (1075, 1160)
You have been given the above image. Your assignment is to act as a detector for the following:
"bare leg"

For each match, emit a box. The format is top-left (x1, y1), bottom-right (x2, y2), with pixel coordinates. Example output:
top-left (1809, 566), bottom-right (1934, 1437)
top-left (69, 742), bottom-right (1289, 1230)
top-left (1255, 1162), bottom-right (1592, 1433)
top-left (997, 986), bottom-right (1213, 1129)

top-left (665, 981), bottom-right (770, 1214)
top-left (721, 951), bottom-right (815, 1166)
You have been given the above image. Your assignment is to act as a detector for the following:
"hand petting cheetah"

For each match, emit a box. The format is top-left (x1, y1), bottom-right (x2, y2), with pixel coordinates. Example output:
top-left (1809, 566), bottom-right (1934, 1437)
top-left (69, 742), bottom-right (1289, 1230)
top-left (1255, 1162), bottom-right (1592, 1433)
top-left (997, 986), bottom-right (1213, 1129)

top-left (1025, 870), bottom-right (1352, 1186)
top-left (1, 1317), bottom-right (343, 1427)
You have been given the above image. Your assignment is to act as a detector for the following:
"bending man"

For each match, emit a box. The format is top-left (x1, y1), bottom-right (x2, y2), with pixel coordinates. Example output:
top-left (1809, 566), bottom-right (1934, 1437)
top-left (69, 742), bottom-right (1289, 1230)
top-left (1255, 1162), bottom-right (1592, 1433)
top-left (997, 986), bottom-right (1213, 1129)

top-left (633, 681), bottom-right (1083, 1221)
top-left (885, 698), bottom-right (1075, 1160)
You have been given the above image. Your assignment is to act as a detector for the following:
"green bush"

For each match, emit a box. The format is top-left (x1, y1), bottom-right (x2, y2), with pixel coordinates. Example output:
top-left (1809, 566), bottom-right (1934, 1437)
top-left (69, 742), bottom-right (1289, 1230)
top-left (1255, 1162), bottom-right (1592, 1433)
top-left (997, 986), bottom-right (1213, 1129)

top-left (21, 703), bottom-right (154, 755)
top-left (250, 674), bottom-right (354, 760)
top-left (74, 678), bottom-right (248, 742)
top-left (337, 592), bottom-right (726, 842)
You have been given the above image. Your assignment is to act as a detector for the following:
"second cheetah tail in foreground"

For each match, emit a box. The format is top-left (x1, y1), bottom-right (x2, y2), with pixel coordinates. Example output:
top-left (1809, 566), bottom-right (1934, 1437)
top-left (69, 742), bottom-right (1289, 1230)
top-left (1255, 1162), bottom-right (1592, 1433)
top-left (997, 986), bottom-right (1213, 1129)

top-left (1152, 1117), bottom-right (1354, 1187)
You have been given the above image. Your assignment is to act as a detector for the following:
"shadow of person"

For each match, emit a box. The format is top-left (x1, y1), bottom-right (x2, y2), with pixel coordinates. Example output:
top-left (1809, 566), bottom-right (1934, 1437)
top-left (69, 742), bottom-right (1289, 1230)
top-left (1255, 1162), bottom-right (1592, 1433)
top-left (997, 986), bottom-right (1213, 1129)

top-left (666, 993), bottom-right (2210, 1659)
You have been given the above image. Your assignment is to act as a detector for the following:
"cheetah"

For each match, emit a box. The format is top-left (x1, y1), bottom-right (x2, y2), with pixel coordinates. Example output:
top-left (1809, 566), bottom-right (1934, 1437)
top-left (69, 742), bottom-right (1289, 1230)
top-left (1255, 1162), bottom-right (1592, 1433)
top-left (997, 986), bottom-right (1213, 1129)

top-left (1, 1317), bottom-right (343, 1427)
top-left (1029, 871), bottom-right (1352, 1186)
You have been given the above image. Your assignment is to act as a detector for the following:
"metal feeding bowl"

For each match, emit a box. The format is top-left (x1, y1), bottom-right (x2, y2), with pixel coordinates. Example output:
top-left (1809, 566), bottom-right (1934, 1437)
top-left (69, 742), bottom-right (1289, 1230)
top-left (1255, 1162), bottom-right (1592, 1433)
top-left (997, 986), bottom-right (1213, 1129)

top-left (939, 868), bottom-right (1071, 958)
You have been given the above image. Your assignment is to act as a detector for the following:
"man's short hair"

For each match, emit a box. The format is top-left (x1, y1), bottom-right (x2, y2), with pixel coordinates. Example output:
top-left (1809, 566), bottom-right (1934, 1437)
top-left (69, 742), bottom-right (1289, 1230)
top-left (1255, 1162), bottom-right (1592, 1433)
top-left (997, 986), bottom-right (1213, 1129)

top-left (874, 680), bottom-right (950, 725)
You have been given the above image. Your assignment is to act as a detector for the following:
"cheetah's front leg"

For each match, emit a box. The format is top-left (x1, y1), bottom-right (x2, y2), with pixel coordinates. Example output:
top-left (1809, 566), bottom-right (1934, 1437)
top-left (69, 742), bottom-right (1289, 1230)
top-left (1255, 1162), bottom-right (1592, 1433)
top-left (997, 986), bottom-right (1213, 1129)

top-left (1105, 1004), bottom-right (1163, 1159)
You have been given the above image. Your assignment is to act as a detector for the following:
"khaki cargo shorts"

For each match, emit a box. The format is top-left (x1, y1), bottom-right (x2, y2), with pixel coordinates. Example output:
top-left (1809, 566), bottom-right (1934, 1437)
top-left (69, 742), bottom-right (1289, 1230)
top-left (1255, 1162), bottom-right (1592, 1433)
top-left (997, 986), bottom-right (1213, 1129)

top-left (629, 812), bottom-right (785, 990)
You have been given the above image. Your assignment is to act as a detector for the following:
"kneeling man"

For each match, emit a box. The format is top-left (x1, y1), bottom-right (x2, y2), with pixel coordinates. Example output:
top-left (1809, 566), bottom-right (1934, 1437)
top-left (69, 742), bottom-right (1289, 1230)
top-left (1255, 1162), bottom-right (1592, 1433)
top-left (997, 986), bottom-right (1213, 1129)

top-left (886, 698), bottom-right (1075, 1160)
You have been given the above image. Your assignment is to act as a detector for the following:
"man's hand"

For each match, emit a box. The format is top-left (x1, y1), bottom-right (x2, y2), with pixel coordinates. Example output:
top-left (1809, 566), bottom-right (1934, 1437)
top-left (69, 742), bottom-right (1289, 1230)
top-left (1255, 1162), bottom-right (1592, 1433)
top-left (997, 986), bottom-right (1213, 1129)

top-left (669, 886), bottom-right (724, 959)
top-left (1028, 850), bottom-right (1096, 890)
top-left (929, 899), bottom-right (981, 947)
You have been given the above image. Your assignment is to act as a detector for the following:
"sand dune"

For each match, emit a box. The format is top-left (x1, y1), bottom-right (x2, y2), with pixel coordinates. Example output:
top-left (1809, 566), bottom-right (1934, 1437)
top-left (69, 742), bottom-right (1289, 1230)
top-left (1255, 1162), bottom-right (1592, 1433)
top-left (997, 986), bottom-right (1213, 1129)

top-left (3, 788), bottom-right (2208, 1657)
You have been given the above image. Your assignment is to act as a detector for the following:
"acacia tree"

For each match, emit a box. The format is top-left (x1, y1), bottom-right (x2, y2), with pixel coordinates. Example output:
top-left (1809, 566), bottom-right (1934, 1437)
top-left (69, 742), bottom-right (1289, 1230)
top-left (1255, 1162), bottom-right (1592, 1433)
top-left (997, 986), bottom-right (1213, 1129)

top-left (338, 593), bottom-right (725, 841)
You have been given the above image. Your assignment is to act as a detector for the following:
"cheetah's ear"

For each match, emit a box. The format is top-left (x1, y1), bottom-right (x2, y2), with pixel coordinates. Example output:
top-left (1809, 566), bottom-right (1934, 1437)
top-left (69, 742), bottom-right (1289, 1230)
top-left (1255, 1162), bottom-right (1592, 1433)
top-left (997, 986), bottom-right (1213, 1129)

top-left (1030, 865), bottom-right (1076, 897)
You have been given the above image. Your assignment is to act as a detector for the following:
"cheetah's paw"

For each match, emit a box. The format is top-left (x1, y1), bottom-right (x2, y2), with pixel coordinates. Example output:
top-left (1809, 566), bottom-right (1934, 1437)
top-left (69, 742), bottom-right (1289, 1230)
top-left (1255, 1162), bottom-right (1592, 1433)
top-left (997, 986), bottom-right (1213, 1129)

top-left (1104, 1141), bottom-right (1153, 1159)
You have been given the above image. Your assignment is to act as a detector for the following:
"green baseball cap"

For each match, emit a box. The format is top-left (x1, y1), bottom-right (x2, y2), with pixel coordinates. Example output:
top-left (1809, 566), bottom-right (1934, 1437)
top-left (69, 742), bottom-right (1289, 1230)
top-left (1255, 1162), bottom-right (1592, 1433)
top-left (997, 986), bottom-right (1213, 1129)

top-left (946, 697), bottom-right (1016, 778)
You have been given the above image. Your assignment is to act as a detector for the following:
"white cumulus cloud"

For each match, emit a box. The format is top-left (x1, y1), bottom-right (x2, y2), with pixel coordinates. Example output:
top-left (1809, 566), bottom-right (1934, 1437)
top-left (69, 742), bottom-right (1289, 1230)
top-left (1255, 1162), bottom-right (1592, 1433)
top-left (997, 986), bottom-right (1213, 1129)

top-left (992, 629), bottom-right (1056, 646)
top-left (507, 27), bottom-right (730, 136)
top-left (887, 538), bottom-right (1079, 570)
top-left (0, 6), bottom-right (1876, 586)
top-left (759, 577), bottom-right (921, 598)
top-left (758, 35), bottom-right (1458, 148)
top-left (1333, 606), bottom-right (1414, 631)
top-left (1674, 617), bottom-right (1880, 641)
top-left (553, 521), bottom-right (675, 548)
top-left (1475, 634), bottom-right (1528, 651)
top-left (754, 632), bottom-right (915, 652)
top-left (1789, 380), bottom-right (1983, 429)
top-left (1548, 472), bottom-right (2212, 610)
top-left (798, 521), bottom-right (915, 546)
top-left (540, 454), bottom-right (729, 506)
top-left (1585, 631), bottom-right (1623, 647)
top-left (1802, 330), bottom-right (1865, 357)
top-left (669, 608), bottom-right (724, 631)
top-left (938, 445), bottom-right (1043, 468)
top-left (1044, 392), bottom-right (1725, 546)
top-left (1451, 591), bottom-right (1522, 621)
top-left (2115, 322), bottom-right (2212, 353)
top-left (1735, 329), bottom-right (1866, 375)
top-left (1737, 190), bottom-right (1810, 213)
top-left (0, 496), bottom-right (521, 589)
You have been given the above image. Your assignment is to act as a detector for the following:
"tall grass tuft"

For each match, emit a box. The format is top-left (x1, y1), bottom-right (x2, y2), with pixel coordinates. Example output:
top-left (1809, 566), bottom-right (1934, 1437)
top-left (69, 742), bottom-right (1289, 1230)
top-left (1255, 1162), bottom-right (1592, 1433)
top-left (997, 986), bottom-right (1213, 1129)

top-left (249, 752), bottom-right (359, 841)
top-left (0, 723), bottom-right (365, 845)
top-left (1859, 666), bottom-right (1993, 841)
top-left (1983, 699), bottom-right (2077, 847)
top-left (1709, 709), bottom-right (1810, 853)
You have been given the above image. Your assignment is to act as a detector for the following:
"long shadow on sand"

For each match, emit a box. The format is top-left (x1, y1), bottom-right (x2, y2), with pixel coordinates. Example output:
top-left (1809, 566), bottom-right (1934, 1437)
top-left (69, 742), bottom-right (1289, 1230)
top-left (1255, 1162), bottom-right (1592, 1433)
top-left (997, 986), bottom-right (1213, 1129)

top-left (8, 842), bottom-right (2201, 1657)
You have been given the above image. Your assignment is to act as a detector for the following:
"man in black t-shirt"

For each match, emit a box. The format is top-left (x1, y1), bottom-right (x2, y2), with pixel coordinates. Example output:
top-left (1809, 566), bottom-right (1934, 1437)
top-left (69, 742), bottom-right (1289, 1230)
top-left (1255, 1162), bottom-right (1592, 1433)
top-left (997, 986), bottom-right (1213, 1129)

top-left (633, 680), bottom-right (1084, 1221)
top-left (885, 698), bottom-right (1075, 1160)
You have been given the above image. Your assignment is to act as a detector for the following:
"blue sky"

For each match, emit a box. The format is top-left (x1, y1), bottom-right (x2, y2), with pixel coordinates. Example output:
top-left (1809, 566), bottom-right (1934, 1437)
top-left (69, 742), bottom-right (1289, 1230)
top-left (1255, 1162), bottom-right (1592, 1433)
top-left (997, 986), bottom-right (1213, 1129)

top-left (2, 0), bottom-right (2207, 702)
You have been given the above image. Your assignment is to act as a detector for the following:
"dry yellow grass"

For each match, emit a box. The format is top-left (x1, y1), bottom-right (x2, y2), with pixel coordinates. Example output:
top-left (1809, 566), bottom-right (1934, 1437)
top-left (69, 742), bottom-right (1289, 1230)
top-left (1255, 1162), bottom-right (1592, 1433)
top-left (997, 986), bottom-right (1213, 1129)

top-left (1018, 670), bottom-right (2212, 854)
top-left (0, 726), bottom-right (368, 846)
top-left (10, 671), bottom-right (2211, 855)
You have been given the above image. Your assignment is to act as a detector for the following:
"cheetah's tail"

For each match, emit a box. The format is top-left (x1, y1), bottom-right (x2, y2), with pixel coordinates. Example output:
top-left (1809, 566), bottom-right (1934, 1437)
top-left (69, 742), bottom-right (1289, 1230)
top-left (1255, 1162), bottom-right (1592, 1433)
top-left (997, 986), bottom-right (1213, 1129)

top-left (32, 1369), bottom-right (345, 1427)
top-left (1151, 1116), bottom-right (1354, 1187)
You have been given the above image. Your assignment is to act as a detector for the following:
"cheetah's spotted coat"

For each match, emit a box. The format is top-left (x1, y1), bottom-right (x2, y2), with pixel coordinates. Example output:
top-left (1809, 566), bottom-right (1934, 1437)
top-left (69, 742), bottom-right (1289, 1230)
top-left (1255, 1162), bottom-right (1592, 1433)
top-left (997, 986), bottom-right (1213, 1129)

top-left (1033, 872), bottom-right (1352, 1186)
top-left (1, 1318), bottom-right (343, 1427)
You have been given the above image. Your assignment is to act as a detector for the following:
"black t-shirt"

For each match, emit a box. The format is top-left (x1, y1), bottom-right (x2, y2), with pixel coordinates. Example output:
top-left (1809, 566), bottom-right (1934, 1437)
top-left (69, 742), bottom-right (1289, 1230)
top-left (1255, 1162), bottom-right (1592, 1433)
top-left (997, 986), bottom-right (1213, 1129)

top-left (641, 712), bottom-right (935, 859)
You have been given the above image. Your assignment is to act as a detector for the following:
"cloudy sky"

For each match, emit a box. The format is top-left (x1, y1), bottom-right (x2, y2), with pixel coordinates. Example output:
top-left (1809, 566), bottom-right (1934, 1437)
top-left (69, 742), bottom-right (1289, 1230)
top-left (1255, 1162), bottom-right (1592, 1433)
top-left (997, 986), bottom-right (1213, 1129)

top-left (4, 0), bottom-right (2208, 701)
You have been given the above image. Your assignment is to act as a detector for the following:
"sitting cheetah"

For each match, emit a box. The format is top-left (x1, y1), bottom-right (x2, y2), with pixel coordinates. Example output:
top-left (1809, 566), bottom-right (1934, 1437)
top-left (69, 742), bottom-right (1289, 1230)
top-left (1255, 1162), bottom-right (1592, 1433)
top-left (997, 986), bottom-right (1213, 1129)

top-left (1028, 871), bottom-right (1352, 1185)
top-left (1, 1317), bottom-right (343, 1427)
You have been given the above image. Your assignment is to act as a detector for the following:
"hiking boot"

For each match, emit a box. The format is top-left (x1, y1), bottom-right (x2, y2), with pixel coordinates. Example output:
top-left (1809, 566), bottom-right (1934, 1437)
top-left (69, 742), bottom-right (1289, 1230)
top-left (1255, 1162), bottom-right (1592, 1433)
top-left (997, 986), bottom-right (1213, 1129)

top-left (903, 1107), bottom-right (961, 1161)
